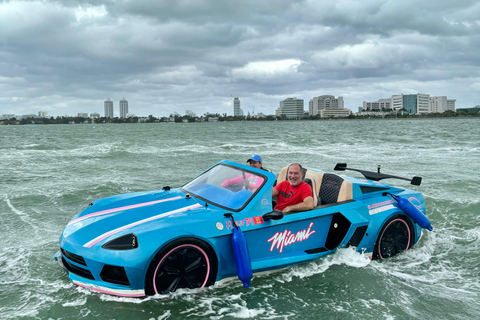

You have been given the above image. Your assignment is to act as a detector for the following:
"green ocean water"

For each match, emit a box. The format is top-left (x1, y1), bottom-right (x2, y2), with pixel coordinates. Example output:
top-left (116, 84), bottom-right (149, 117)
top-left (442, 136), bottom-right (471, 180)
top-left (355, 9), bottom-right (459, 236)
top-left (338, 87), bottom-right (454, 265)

top-left (0, 118), bottom-right (479, 319)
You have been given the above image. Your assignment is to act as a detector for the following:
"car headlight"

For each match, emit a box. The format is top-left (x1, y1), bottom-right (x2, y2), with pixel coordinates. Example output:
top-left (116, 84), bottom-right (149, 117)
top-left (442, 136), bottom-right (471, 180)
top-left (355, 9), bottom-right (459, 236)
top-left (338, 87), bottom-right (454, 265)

top-left (102, 233), bottom-right (139, 250)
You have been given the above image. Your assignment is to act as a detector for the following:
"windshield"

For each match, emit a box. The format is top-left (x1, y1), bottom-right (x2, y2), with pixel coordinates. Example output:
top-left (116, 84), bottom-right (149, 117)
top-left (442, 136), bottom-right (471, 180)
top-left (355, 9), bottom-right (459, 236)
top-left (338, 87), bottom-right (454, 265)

top-left (181, 164), bottom-right (266, 211)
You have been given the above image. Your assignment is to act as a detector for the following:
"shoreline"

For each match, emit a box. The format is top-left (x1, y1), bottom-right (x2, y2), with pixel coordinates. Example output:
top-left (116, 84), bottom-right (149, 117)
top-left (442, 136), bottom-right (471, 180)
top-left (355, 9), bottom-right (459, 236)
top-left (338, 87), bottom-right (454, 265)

top-left (1, 113), bottom-right (479, 125)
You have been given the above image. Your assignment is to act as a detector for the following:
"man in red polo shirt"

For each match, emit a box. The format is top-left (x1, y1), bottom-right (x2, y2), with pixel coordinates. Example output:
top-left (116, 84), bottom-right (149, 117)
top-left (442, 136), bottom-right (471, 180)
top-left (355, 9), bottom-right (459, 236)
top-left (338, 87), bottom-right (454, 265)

top-left (272, 163), bottom-right (314, 213)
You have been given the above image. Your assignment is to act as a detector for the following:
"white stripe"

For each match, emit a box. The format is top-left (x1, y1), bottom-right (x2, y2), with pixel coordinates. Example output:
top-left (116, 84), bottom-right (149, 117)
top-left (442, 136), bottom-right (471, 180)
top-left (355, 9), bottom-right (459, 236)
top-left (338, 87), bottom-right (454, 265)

top-left (83, 203), bottom-right (202, 248)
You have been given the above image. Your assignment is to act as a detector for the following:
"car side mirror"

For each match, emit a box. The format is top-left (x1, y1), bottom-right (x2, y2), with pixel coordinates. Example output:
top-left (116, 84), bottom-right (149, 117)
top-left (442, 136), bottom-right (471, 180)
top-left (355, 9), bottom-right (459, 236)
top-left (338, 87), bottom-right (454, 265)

top-left (263, 210), bottom-right (284, 221)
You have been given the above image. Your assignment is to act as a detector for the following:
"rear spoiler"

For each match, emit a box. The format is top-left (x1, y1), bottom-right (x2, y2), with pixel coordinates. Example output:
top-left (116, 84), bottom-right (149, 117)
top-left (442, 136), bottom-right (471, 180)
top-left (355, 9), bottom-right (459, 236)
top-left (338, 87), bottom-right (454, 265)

top-left (334, 163), bottom-right (422, 186)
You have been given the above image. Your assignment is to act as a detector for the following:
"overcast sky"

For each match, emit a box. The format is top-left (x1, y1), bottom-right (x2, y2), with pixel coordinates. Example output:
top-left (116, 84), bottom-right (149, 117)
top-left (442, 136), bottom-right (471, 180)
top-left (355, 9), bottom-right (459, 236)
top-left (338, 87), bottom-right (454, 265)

top-left (1, 0), bottom-right (480, 117)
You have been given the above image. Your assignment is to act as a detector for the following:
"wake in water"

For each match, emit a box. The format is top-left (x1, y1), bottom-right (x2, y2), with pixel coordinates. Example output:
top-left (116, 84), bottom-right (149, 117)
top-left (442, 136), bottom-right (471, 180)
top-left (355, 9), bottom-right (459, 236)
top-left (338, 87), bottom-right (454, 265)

top-left (1, 119), bottom-right (479, 319)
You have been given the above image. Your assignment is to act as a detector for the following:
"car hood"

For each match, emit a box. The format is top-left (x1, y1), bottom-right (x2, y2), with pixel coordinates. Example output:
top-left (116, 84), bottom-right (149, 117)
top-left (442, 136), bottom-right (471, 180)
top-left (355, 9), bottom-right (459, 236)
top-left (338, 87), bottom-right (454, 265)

top-left (60, 189), bottom-right (206, 248)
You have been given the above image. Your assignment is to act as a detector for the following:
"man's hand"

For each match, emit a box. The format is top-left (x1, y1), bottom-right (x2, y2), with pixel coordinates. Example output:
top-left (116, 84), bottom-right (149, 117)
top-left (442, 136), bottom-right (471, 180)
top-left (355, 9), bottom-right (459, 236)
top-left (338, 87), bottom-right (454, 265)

top-left (282, 196), bottom-right (314, 213)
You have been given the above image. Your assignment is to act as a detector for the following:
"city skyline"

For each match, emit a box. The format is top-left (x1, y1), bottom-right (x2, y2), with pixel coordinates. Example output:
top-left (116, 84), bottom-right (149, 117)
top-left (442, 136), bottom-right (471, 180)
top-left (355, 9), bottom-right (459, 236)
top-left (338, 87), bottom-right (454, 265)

top-left (1, 2), bottom-right (479, 118)
top-left (2, 91), bottom-right (465, 120)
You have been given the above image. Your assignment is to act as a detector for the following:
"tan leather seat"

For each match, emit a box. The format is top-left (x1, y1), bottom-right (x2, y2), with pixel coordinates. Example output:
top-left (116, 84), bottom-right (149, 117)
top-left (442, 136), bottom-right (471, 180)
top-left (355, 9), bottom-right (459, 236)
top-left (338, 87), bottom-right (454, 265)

top-left (276, 166), bottom-right (352, 207)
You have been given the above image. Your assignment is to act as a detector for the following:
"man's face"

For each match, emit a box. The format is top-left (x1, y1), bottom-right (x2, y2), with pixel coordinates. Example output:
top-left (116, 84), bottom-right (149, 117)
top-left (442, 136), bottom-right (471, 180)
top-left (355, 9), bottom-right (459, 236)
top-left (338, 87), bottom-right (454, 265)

top-left (287, 164), bottom-right (303, 187)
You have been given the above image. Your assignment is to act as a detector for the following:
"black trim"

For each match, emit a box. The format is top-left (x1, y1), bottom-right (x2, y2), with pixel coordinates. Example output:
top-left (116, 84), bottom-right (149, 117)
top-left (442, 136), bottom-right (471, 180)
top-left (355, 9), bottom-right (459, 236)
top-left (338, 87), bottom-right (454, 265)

top-left (360, 186), bottom-right (390, 194)
top-left (311, 199), bottom-right (355, 210)
top-left (346, 225), bottom-right (368, 247)
top-left (334, 163), bottom-right (422, 186)
top-left (100, 265), bottom-right (130, 286)
top-left (305, 247), bottom-right (328, 254)
top-left (102, 233), bottom-right (138, 250)
top-left (325, 213), bottom-right (351, 250)
top-left (60, 256), bottom-right (95, 280)
top-left (61, 248), bottom-right (86, 266)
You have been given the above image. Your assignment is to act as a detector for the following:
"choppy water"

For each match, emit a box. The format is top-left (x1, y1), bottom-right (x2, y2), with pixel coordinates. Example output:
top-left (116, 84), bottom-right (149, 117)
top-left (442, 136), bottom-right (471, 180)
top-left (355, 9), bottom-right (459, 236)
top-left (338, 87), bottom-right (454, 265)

top-left (1, 118), bottom-right (479, 319)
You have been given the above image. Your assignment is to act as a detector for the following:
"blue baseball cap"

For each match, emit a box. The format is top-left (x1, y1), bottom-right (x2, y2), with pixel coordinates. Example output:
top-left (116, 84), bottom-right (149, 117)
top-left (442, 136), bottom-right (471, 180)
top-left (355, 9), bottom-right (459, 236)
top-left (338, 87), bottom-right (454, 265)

top-left (247, 154), bottom-right (262, 163)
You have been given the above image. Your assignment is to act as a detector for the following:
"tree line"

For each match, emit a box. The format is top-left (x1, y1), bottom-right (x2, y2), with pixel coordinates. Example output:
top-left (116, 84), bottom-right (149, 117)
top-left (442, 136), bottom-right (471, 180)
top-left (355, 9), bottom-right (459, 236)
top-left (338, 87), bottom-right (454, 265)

top-left (1, 109), bottom-right (477, 125)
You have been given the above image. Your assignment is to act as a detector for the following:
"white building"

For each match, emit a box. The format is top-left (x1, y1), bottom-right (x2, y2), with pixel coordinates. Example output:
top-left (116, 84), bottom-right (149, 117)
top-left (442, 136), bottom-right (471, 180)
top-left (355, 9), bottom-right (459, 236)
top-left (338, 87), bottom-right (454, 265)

top-left (233, 97), bottom-right (243, 116)
top-left (20, 114), bottom-right (38, 119)
top-left (119, 98), bottom-right (128, 118)
top-left (1, 114), bottom-right (16, 119)
top-left (447, 99), bottom-right (456, 111)
top-left (309, 95), bottom-right (344, 116)
top-left (90, 113), bottom-right (100, 118)
top-left (277, 97), bottom-right (305, 119)
top-left (319, 108), bottom-right (351, 118)
top-left (104, 98), bottom-right (114, 118)
top-left (391, 95), bottom-right (403, 111)
top-left (78, 113), bottom-right (89, 118)
top-left (38, 111), bottom-right (48, 117)
top-left (430, 96), bottom-right (456, 113)
top-left (362, 98), bottom-right (391, 111)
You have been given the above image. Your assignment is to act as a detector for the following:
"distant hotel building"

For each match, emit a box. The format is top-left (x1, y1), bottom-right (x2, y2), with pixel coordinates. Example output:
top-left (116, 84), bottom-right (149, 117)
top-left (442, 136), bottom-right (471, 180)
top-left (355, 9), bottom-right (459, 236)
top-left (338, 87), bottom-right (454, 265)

top-left (276, 97), bottom-right (304, 119)
top-left (90, 113), bottom-right (100, 118)
top-left (78, 113), bottom-right (88, 118)
top-left (38, 111), bottom-right (48, 117)
top-left (233, 97), bottom-right (243, 116)
top-left (309, 95), bottom-right (344, 116)
top-left (104, 98), bottom-right (114, 118)
top-left (120, 98), bottom-right (128, 118)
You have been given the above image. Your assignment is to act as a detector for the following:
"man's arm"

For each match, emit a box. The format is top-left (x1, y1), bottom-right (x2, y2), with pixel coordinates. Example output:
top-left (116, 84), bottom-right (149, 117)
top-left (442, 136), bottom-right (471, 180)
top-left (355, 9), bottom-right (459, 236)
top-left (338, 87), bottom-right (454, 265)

top-left (283, 196), bottom-right (314, 213)
top-left (272, 187), bottom-right (279, 197)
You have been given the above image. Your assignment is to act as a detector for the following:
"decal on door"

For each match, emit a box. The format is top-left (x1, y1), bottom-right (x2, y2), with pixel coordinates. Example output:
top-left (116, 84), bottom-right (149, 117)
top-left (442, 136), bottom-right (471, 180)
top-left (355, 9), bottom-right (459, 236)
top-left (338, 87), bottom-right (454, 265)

top-left (267, 222), bottom-right (316, 253)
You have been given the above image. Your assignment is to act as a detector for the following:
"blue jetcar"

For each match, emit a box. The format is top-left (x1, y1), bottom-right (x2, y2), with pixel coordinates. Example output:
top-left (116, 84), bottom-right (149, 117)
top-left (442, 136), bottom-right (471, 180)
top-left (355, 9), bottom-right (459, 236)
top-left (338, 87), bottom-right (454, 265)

top-left (55, 160), bottom-right (432, 297)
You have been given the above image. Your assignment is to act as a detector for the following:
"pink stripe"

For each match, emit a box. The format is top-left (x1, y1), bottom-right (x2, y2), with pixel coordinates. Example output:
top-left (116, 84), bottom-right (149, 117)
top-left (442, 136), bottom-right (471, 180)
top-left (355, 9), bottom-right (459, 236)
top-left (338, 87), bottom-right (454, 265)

top-left (68, 196), bottom-right (182, 226)
top-left (84, 203), bottom-right (202, 248)
top-left (73, 280), bottom-right (145, 297)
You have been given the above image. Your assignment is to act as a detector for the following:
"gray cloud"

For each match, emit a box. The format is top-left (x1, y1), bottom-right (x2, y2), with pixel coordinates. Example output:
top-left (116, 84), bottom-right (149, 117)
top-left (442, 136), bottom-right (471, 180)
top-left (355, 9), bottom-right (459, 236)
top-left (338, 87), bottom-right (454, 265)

top-left (1, 0), bottom-right (480, 117)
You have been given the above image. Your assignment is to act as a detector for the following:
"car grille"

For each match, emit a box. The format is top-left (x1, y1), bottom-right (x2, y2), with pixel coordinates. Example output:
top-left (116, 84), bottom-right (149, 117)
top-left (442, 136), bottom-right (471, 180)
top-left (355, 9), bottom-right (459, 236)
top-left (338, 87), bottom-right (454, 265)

top-left (60, 254), bottom-right (95, 280)
top-left (61, 248), bottom-right (87, 266)
top-left (60, 249), bottom-right (130, 286)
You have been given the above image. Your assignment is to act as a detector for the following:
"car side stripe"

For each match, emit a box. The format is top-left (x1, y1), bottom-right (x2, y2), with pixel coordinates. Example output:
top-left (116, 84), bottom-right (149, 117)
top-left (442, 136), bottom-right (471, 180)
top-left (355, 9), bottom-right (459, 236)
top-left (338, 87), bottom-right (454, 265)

top-left (68, 196), bottom-right (182, 226)
top-left (83, 203), bottom-right (203, 248)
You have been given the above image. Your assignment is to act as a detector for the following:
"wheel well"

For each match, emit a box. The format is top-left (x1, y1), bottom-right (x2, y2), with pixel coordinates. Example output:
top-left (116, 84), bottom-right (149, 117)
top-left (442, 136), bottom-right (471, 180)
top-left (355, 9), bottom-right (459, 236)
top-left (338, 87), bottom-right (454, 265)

top-left (144, 237), bottom-right (218, 295)
top-left (379, 213), bottom-right (415, 245)
top-left (373, 214), bottom-right (415, 260)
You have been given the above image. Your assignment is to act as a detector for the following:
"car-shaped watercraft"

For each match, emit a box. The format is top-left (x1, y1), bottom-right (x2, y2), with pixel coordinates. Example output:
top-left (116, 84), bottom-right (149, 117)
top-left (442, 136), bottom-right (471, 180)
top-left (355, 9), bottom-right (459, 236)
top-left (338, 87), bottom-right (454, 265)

top-left (55, 160), bottom-right (432, 297)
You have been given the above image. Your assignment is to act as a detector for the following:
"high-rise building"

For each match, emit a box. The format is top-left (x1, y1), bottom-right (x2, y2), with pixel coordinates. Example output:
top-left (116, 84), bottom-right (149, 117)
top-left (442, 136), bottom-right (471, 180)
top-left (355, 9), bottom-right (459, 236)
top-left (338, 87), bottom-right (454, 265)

top-left (276, 97), bottom-right (305, 119)
top-left (38, 111), bottom-right (48, 117)
top-left (233, 97), bottom-right (243, 116)
top-left (119, 98), bottom-right (128, 118)
top-left (104, 98), bottom-right (114, 118)
top-left (309, 95), bottom-right (344, 115)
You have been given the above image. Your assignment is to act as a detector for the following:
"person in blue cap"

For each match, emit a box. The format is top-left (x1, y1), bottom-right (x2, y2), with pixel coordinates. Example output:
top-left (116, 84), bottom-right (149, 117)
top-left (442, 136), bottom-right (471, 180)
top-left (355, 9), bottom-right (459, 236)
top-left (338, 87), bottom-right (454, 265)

top-left (221, 154), bottom-right (269, 192)
top-left (247, 154), bottom-right (271, 172)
